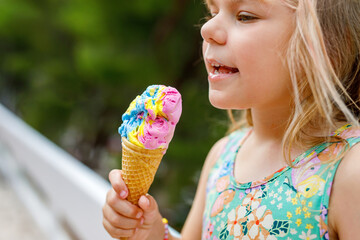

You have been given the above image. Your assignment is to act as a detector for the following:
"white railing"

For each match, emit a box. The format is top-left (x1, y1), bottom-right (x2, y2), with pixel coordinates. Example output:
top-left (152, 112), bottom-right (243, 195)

top-left (0, 104), bottom-right (113, 240)
top-left (0, 104), bottom-right (180, 239)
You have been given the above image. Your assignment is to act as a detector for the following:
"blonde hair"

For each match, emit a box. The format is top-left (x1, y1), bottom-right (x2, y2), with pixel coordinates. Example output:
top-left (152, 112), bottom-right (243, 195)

top-left (229, 0), bottom-right (360, 164)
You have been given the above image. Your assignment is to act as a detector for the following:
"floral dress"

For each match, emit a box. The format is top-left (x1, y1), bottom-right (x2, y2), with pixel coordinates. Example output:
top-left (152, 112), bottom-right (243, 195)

top-left (202, 124), bottom-right (360, 240)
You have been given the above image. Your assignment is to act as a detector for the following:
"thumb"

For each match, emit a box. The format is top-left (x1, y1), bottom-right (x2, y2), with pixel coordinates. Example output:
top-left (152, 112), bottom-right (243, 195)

top-left (138, 194), bottom-right (158, 216)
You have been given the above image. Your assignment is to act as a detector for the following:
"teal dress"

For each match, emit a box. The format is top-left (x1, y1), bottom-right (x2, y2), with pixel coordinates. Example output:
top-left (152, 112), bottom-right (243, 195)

top-left (202, 124), bottom-right (360, 240)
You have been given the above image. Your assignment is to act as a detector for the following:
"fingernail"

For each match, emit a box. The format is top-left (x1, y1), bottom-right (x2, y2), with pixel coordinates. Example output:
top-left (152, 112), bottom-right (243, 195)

top-left (136, 212), bottom-right (143, 219)
top-left (143, 196), bottom-right (150, 207)
top-left (140, 217), bottom-right (144, 225)
top-left (119, 190), bottom-right (127, 199)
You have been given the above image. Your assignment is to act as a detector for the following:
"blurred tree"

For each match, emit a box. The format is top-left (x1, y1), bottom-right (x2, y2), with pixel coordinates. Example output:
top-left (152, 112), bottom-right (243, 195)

top-left (0, 0), bottom-right (229, 230)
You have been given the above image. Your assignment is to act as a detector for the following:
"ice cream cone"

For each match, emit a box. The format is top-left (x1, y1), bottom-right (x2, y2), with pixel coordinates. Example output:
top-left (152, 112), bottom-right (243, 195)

top-left (121, 137), bottom-right (164, 205)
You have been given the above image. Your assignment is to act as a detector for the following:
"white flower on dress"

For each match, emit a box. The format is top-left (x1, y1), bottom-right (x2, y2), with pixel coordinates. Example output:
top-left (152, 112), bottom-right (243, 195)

top-left (299, 229), bottom-right (317, 240)
top-left (285, 189), bottom-right (292, 196)
top-left (242, 189), bottom-right (263, 211)
top-left (277, 203), bottom-right (283, 209)
top-left (278, 186), bottom-right (283, 193)
top-left (227, 205), bottom-right (248, 239)
top-left (246, 205), bottom-right (275, 240)
top-left (290, 228), bottom-right (298, 235)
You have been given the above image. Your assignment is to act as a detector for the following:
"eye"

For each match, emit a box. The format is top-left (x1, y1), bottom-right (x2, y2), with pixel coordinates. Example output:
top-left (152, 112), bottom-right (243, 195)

top-left (236, 13), bottom-right (258, 22)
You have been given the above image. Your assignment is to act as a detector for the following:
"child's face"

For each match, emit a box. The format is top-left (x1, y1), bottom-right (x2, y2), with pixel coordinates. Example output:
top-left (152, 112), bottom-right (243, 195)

top-left (201, 0), bottom-right (295, 110)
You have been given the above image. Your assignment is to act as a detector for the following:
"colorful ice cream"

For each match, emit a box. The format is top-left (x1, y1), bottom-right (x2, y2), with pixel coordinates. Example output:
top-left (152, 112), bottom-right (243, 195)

top-left (119, 85), bottom-right (182, 150)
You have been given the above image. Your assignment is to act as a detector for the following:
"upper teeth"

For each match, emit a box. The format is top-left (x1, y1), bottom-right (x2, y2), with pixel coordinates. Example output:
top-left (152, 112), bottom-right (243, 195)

top-left (211, 63), bottom-right (222, 67)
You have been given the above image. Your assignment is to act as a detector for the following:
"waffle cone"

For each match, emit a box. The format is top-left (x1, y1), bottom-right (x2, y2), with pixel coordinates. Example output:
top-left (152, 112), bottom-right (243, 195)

top-left (121, 137), bottom-right (164, 205)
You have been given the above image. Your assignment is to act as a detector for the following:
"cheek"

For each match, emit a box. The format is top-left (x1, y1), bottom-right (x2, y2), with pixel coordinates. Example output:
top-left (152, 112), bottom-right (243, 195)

top-left (202, 41), bottom-right (208, 57)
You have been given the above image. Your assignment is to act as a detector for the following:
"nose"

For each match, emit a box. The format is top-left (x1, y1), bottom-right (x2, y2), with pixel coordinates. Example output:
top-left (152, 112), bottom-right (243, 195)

top-left (201, 15), bottom-right (227, 45)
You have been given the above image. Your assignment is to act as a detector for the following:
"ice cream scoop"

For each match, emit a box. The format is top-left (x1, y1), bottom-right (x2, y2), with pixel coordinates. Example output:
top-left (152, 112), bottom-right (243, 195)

top-left (119, 85), bottom-right (182, 150)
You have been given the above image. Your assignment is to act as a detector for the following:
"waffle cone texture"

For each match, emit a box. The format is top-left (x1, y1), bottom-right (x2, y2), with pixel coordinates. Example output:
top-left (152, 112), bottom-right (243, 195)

top-left (121, 137), bottom-right (164, 205)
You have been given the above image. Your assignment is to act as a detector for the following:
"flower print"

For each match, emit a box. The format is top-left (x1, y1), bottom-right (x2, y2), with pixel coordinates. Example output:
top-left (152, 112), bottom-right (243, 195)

top-left (207, 169), bottom-right (220, 194)
top-left (316, 205), bottom-right (329, 239)
top-left (337, 127), bottom-right (360, 139)
top-left (216, 176), bottom-right (230, 192)
top-left (218, 158), bottom-right (233, 178)
top-left (297, 175), bottom-right (325, 198)
top-left (291, 197), bottom-right (298, 205)
top-left (291, 155), bottom-right (321, 192)
top-left (239, 192), bottom-right (245, 200)
top-left (320, 204), bottom-right (328, 220)
top-left (318, 142), bottom-right (346, 162)
top-left (299, 229), bottom-right (317, 240)
top-left (211, 190), bottom-right (236, 217)
top-left (227, 205), bottom-right (248, 239)
top-left (203, 221), bottom-right (214, 239)
top-left (242, 189), bottom-right (263, 211)
top-left (246, 205), bottom-right (275, 240)
top-left (285, 189), bottom-right (292, 196)
top-left (317, 216), bottom-right (329, 240)
top-left (305, 224), bottom-right (314, 230)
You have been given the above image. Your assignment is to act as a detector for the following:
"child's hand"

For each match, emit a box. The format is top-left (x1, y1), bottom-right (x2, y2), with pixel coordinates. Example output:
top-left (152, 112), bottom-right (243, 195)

top-left (102, 169), bottom-right (164, 240)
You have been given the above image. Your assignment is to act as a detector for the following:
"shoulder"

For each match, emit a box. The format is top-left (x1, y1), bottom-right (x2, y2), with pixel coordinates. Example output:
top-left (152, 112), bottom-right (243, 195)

top-left (328, 141), bottom-right (360, 238)
top-left (203, 136), bottom-right (229, 172)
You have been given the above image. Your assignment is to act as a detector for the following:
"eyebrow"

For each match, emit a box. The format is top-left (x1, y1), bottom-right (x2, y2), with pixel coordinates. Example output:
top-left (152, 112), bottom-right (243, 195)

top-left (205, 0), bottom-right (268, 7)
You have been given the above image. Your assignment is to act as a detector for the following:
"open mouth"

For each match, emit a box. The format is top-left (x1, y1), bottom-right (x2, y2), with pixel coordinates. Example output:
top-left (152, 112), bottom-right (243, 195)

top-left (210, 61), bottom-right (239, 75)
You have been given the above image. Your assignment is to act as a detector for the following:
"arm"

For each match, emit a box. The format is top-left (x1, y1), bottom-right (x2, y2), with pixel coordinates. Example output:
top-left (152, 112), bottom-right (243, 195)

top-left (328, 143), bottom-right (360, 239)
top-left (173, 136), bottom-right (229, 240)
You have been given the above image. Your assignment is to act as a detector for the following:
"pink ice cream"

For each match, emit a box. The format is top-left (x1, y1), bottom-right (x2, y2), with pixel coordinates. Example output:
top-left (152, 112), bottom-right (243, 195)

top-left (119, 85), bottom-right (182, 150)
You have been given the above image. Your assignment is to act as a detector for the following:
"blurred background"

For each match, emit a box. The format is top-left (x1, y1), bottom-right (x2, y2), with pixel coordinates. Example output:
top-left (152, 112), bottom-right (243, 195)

top-left (0, 0), bottom-right (230, 236)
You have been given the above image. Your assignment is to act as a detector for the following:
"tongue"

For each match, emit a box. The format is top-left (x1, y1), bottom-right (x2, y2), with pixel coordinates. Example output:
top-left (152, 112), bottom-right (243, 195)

top-left (219, 66), bottom-right (239, 74)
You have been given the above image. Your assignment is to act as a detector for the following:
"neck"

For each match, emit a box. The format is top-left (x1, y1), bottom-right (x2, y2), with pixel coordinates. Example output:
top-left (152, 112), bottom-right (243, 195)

top-left (250, 106), bottom-right (293, 143)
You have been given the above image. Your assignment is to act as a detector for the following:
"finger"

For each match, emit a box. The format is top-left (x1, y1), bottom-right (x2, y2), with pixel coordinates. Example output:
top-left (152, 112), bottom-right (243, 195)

top-left (109, 169), bottom-right (128, 199)
top-left (103, 204), bottom-right (144, 229)
top-left (107, 189), bottom-right (144, 219)
top-left (138, 194), bottom-right (159, 222)
top-left (103, 217), bottom-right (136, 239)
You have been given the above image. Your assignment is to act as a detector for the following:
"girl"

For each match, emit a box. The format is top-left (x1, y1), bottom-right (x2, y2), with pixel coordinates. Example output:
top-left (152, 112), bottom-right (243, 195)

top-left (102, 0), bottom-right (360, 239)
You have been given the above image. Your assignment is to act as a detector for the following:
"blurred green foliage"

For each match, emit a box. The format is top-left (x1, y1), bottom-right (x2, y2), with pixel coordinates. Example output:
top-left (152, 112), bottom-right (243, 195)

top-left (0, 0), bottom-right (229, 230)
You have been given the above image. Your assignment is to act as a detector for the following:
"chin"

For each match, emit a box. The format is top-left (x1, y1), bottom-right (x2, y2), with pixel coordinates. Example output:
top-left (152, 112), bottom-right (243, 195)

top-left (208, 91), bottom-right (249, 110)
top-left (209, 93), bottom-right (236, 110)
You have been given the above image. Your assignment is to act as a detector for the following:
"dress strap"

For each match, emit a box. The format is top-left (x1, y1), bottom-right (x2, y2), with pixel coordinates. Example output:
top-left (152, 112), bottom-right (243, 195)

top-left (333, 124), bottom-right (360, 148)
